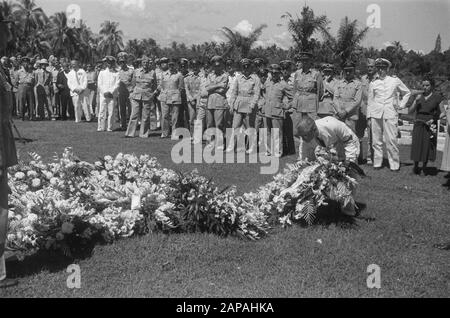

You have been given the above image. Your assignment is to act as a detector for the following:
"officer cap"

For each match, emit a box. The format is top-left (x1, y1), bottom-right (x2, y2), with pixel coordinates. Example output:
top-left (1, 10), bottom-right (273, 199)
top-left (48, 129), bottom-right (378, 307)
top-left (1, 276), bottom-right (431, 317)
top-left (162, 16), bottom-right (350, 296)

top-left (295, 51), bottom-right (313, 61)
top-left (343, 60), bottom-right (356, 70)
top-left (105, 56), bottom-right (116, 63)
top-left (190, 59), bottom-right (201, 66)
top-left (279, 60), bottom-right (292, 70)
top-left (270, 64), bottom-right (281, 73)
top-left (375, 58), bottom-right (392, 68)
top-left (159, 57), bottom-right (169, 64)
top-left (253, 58), bottom-right (265, 67)
top-left (321, 63), bottom-right (334, 71)
top-left (180, 58), bottom-right (189, 66)
top-left (210, 55), bottom-right (224, 65)
top-left (240, 58), bottom-right (252, 66)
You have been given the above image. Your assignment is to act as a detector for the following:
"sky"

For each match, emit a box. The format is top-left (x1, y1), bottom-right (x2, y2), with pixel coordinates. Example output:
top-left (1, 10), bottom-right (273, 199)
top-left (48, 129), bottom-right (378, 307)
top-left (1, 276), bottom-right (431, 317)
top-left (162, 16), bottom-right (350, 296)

top-left (37, 0), bottom-right (450, 53)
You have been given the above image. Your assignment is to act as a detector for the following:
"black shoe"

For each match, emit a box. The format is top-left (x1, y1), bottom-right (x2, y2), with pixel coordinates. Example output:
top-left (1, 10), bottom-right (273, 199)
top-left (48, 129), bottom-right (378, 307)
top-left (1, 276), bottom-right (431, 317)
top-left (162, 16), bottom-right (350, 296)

top-left (413, 167), bottom-right (421, 175)
top-left (0, 278), bottom-right (19, 289)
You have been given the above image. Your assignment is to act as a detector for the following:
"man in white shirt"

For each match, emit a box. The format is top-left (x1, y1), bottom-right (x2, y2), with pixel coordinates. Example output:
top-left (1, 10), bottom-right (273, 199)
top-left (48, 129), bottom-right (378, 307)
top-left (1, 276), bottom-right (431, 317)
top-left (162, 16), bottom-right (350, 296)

top-left (368, 58), bottom-right (411, 171)
top-left (97, 56), bottom-right (120, 132)
top-left (67, 59), bottom-right (91, 123)
top-left (294, 115), bottom-right (360, 163)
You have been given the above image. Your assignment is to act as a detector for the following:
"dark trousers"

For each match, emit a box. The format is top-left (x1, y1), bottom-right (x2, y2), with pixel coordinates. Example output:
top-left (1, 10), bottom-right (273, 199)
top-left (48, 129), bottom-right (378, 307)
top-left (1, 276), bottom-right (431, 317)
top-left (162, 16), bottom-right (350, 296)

top-left (283, 113), bottom-right (295, 155)
top-left (18, 85), bottom-right (35, 120)
top-left (118, 89), bottom-right (131, 129)
top-left (60, 91), bottom-right (71, 120)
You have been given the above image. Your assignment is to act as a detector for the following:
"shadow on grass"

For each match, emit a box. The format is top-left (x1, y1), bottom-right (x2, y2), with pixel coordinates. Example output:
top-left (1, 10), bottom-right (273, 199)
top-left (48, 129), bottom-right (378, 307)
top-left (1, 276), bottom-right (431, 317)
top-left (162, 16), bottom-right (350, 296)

top-left (314, 201), bottom-right (372, 229)
top-left (6, 244), bottom-right (96, 279)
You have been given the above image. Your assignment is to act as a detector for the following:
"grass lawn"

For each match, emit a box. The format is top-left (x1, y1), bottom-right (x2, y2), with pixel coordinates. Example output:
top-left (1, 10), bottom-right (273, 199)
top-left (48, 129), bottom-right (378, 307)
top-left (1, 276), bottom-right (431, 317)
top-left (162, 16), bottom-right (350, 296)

top-left (1, 120), bottom-right (449, 298)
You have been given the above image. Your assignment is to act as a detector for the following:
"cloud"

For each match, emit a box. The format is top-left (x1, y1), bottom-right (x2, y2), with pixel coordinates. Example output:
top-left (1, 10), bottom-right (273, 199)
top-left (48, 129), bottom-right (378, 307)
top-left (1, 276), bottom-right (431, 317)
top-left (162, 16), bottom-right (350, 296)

top-left (99, 0), bottom-right (148, 17)
top-left (254, 31), bottom-right (291, 50)
top-left (233, 20), bottom-right (253, 37)
top-left (211, 34), bottom-right (225, 44)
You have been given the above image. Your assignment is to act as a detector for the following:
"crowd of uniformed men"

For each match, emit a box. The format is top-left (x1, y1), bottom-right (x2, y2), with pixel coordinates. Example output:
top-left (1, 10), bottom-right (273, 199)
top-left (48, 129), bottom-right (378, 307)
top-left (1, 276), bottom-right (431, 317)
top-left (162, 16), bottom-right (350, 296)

top-left (1, 51), bottom-right (413, 169)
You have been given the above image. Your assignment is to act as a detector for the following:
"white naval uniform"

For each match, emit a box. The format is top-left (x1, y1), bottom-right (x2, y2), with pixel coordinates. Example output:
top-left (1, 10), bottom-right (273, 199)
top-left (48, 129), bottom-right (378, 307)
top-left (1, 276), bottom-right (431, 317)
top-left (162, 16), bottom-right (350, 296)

top-left (301, 116), bottom-right (360, 163)
top-left (97, 68), bottom-right (120, 131)
top-left (368, 75), bottom-right (411, 170)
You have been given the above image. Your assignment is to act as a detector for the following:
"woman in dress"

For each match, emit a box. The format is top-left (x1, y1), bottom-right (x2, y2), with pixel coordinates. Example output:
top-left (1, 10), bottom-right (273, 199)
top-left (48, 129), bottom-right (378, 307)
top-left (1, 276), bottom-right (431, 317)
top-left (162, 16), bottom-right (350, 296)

top-left (407, 77), bottom-right (446, 175)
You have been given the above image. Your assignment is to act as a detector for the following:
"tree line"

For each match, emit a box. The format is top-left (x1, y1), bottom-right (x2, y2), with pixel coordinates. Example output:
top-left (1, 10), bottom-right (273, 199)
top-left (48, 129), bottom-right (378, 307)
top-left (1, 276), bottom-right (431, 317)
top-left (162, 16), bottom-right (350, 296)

top-left (1, 0), bottom-right (449, 82)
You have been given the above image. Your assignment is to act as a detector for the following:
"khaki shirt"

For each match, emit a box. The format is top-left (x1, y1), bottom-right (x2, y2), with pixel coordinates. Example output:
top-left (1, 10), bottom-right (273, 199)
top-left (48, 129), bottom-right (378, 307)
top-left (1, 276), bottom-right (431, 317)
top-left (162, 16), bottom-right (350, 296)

top-left (264, 79), bottom-right (293, 119)
top-left (119, 67), bottom-right (134, 93)
top-left (318, 77), bottom-right (338, 116)
top-left (229, 73), bottom-right (261, 114)
top-left (293, 69), bottom-right (323, 113)
top-left (17, 68), bottom-right (35, 86)
top-left (130, 68), bottom-right (157, 101)
top-left (185, 72), bottom-right (202, 103)
top-left (159, 70), bottom-right (184, 104)
top-left (206, 71), bottom-right (228, 110)
top-left (333, 78), bottom-right (363, 120)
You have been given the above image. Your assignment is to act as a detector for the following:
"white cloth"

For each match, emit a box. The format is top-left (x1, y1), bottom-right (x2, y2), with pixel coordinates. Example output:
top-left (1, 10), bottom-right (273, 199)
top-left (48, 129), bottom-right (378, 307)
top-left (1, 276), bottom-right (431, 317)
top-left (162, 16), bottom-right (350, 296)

top-left (67, 69), bottom-right (88, 97)
top-left (371, 117), bottom-right (400, 170)
top-left (368, 75), bottom-right (411, 119)
top-left (97, 68), bottom-right (120, 97)
top-left (72, 91), bottom-right (91, 122)
top-left (0, 255), bottom-right (5, 281)
top-left (301, 116), bottom-right (360, 162)
top-left (98, 96), bottom-right (118, 131)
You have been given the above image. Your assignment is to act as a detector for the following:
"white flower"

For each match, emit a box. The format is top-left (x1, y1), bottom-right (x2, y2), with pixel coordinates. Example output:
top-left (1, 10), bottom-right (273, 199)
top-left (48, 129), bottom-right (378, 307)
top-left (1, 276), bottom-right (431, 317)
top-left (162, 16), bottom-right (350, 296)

top-left (50, 177), bottom-right (58, 186)
top-left (27, 213), bottom-right (38, 223)
top-left (31, 178), bottom-right (41, 188)
top-left (27, 170), bottom-right (38, 178)
top-left (15, 172), bottom-right (25, 180)
top-left (104, 155), bottom-right (113, 162)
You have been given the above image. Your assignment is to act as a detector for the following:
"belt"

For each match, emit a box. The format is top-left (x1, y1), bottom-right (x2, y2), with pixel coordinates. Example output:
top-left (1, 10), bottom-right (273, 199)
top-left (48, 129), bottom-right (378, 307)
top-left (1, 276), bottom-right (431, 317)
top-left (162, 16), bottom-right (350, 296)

top-left (296, 91), bottom-right (316, 96)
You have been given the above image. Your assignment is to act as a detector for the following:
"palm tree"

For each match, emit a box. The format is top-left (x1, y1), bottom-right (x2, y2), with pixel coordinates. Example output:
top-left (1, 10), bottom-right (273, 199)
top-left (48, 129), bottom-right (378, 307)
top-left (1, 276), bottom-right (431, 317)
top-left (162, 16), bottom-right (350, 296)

top-left (220, 23), bottom-right (267, 59)
top-left (0, 0), bottom-right (18, 54)
top-left (282, 5), bottom-right (330, 52)
top-left (385, 41), bottom-right (406, 71)
top-left (48, 12), bottom-right (80, 59)
top-left (97, 20), bottom-right (124, 57)
top-left (26, 28), bottom-right (51, 56)
top-left (325, 17), bottom-right (369, 67)
top-left (125, 39), bottom-right (143, 58)
top-left (13, 0), bottom-right (48, 38)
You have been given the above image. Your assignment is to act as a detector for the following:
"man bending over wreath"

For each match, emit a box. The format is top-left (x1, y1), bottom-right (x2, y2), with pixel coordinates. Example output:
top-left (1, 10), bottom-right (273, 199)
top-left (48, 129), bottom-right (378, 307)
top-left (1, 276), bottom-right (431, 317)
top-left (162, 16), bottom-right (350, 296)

top-left (294, 115), bottom-right (360, 164)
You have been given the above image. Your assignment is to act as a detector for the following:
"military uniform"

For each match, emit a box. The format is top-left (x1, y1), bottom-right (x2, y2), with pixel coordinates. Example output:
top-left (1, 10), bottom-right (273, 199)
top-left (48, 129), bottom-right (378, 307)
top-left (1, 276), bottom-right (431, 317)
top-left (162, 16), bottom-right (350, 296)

top-left (126, 67), bottom-right (157, 138)
top-left (118, 66), bottom-right (134, 129)
top-left (9, 66), bottom-right (19, 117)
top-left (264, 65), bottom-right (294, 157)
top-left (86, 70), bottom-right (97, 117)
top-left (17, 67), bottom-right (35, 120)
top-left (159, 68), bottom-right (184, 138)
top-left (292, 69), bottom-right (323, 117)
top-left (227, 60), bottom-right (261, 152)
top-left (318, 75), bottom-right (338, 118)
top-left (357, 72), bottom-right (377, 162)
top-left (206, 67), bottom-right (229, 134)
top-left (333, 77), bottom-right (363, 133)
top-left (368, 58), bottom-right (411, 171)
top-left (185, 70), bottom-right (202, 134)
top-left (34, 66), bottom-right (52, 119)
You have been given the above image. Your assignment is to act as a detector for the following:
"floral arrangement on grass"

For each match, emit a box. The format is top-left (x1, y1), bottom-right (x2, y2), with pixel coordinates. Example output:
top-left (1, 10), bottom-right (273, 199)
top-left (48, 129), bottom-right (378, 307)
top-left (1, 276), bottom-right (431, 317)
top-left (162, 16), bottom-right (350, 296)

top-left (7, 147), bottom-right (361, 257)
